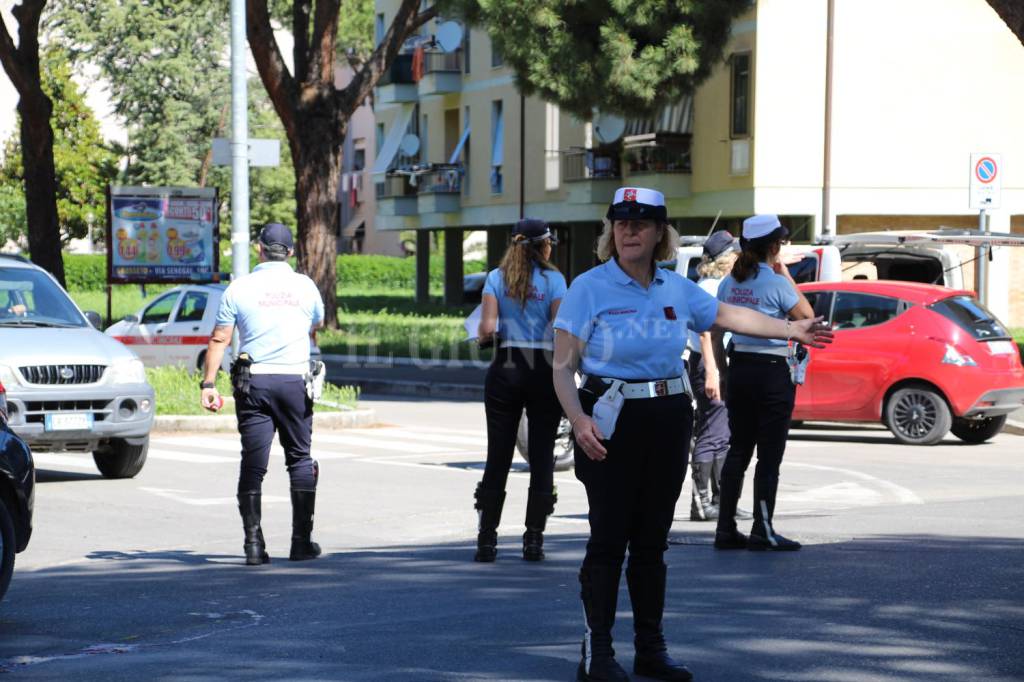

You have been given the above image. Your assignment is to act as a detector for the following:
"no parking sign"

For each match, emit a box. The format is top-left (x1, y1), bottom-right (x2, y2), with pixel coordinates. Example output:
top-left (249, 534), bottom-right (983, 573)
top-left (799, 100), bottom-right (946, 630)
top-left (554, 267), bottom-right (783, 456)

top-left (969, 153), bottom-right (1001, 209)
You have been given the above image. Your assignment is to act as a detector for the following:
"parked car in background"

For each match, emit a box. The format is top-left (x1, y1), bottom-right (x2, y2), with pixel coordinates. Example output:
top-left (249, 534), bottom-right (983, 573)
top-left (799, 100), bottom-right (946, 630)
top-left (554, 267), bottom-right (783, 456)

top-left (0, 254), bottom-right (154, 479)
top-left (676, 237), bottom-right (842, 284)
top-left (0, 380), bottom-right (34, 603)
top-left (463, 272), bottom-right (487, 304)
top-left (794, 280), bottom-right (1024, 445)
top-left (106, 283), bottom-right (230, 372)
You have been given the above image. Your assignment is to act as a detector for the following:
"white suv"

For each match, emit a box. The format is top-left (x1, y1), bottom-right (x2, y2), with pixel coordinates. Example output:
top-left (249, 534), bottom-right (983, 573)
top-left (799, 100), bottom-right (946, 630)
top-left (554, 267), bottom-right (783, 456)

top-left (0, 255), bottom-right (154, 478)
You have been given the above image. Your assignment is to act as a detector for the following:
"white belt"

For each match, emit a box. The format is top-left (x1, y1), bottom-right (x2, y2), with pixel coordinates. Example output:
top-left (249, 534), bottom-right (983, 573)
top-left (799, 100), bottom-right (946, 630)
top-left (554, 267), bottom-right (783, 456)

top-left (250, 362), bottom-right (309, 375)
top-left (502, 340), bottom-right (553, 350)
top-left (731, 344), bottom-right (790, 357)
top-left (585, 375), bottom-right (691, 400)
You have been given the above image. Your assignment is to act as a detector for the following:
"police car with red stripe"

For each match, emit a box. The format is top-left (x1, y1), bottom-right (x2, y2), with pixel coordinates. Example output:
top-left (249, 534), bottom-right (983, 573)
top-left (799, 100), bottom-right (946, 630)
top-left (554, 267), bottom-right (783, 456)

top-left (105, 283), bottom-right (231, 372)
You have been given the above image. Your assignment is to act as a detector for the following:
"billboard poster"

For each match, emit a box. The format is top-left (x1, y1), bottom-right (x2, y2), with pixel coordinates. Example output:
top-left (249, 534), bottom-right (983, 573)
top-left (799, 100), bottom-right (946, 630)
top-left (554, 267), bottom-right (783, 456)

top-left (106, 186), bottom-right (220, 284)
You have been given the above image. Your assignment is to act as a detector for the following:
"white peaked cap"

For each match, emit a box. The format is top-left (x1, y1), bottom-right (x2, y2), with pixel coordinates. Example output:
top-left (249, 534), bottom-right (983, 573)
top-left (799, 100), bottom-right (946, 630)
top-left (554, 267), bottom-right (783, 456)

top-left (612, 187), bottom-right (665, 207)
top-left (742, 214), bottom-right (783, 240)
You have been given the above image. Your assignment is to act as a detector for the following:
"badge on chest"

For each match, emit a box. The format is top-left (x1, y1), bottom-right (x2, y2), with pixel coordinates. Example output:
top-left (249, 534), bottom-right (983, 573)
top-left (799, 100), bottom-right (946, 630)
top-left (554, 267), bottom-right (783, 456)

top-left (663, 306), bottom-right (677, 320)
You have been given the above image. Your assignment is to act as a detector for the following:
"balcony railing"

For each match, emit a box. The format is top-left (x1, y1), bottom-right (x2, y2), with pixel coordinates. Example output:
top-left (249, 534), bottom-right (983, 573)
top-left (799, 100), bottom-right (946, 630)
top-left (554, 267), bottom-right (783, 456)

top-left (563, 149), bottom-right (622, 183)
top-left (422, 50), bottom-right (461, 74)
top-left (623, 133), bottom-right (692, 174)
top-left (376, 173), bottom-right (417, 200)
top-left (417, 165), bottom-right (463, 194)
top-left (378, 54), bottom-right (415, 86)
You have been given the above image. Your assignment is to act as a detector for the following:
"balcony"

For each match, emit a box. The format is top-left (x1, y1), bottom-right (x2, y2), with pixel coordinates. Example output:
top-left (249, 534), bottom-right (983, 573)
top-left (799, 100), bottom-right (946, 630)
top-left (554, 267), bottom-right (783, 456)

top-left (377, 54), bottom-right (417, 104)
top-left (417, 51), bottom-right (462, 97)
top-left (417, 164), bottom-right (463, 214)
top-left (375, 173), bottom-right (418, 216)
top-left (563, 148), bottom-right (621, 205)
top-left (621, 133), bottom-right (692, 198)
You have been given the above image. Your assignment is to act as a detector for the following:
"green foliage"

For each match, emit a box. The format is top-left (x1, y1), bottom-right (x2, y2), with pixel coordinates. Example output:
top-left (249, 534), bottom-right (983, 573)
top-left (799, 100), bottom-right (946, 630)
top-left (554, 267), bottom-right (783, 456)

top-left (336, 254), bottom-right (486, 289)
top-left (63, 253), bottom-right (109, 291)
top-left (441, 0), bottom-right (748, 118)
top-left (318, 311), bottom-right (491, 362)
top-left (337, 0), bottom-right (375, 59)
top-left (56, 0), bottom-right (231, 187)
top-left (0, 47), bottom-right (117, 244)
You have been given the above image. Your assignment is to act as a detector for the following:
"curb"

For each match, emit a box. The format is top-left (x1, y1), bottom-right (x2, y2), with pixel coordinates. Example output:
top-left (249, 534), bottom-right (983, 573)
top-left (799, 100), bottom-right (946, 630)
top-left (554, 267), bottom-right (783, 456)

top-left (1002, 419), bottom-right (1024, 436)
top-left (153, 408), bottom-right (377, 433)
top-left (321, 354), bottom-right (490, 370)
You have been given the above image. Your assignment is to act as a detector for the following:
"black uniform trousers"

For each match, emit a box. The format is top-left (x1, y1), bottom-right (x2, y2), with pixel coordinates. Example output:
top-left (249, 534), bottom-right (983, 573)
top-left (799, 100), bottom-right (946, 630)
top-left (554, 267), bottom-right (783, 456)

top-left (481, 346), bottom-right (562, 494)
top-left (718, 352), bottom-right (795, 534)
top-left (575, 388), bottom-right (693, 570)
top-left (235, 374), bottom-right (316, 495)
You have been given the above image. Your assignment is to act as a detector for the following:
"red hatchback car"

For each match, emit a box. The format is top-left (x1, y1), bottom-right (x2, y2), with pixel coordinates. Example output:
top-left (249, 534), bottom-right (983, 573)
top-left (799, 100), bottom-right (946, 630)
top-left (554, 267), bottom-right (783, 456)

top-left (793, 281), bottom-right (1024, 445)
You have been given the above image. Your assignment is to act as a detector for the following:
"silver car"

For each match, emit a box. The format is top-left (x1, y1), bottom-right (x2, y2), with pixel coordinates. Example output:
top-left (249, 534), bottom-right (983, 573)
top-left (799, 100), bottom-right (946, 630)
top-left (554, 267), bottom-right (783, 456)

top-left (0, 255), bottom-right (154, 478)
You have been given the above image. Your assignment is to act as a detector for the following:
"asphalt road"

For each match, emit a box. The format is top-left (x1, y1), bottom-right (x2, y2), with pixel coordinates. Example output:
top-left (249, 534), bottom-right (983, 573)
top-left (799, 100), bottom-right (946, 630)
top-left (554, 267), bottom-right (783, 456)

top-left (1, 395), bottom-right (1021, 681)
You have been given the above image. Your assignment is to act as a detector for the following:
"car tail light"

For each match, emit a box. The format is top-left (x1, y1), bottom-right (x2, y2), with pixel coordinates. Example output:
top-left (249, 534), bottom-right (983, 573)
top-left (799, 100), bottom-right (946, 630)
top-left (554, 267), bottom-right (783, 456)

top-left (941, 344), bottom-right (977, 367)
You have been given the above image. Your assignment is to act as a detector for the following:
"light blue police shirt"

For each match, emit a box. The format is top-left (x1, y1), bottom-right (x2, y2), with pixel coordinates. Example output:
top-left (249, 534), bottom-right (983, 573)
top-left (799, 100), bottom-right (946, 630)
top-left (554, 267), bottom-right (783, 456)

top-left (717, 263), bottom-right (798, 349)
top-left (554, 258), bottom-right (719, 380)
top-left (482, 266), bottom-right (567, 345)
top-left (215, 261), bottom-right (325, 368)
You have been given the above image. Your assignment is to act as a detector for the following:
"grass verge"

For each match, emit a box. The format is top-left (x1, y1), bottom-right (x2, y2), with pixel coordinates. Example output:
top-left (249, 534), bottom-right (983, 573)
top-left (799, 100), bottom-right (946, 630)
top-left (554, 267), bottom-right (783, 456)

top-left (147, 366), bottom-right (358, 416)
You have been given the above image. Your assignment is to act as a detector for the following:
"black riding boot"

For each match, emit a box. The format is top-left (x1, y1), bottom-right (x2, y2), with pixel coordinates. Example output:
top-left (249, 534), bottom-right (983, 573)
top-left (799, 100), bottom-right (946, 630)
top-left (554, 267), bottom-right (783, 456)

top-left (578, 565), bottom-right (630, 681)
top-left (474, 483), bottom-right (506, 562)
top-left (289, 489), bottom-right (322, 561)
top-left (237, 492), bottom-right (270, 565)
top-left (712, 456), bottom-right (751, 519)
top-left (714, 469), bottom-right (748, 550)
top-left (523, 488), bottom-right (556, 561)
top-left (627, 564), bottom-right (694, 681)
top-left (748, 476), bottom-right (800, 551)
top-left (689, 461), bottom-right (718, 521)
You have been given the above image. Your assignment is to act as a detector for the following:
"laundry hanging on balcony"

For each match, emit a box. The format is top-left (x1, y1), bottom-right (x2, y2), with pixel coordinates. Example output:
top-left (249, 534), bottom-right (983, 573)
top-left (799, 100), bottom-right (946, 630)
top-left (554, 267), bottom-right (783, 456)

top-left (624, 96), bottom-right (694, 137)
top-left (372, 103), bottom-right (417, 179)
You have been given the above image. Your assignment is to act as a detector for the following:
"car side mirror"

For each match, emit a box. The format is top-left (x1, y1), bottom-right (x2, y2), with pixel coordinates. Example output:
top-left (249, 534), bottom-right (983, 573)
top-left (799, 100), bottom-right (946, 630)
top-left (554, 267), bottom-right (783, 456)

top-left (122, 313), bottom-right (139, 323)
top-left (84, 310), bottom-right (104, 330)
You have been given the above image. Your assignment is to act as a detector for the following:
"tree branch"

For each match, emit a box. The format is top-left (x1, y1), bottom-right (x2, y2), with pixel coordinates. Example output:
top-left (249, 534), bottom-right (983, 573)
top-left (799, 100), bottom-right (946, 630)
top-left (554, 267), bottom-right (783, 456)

top-left (246, 0), bottom-right (299, 139)
top-left (309, 0), bottom-right (340, 84)
top-left (339, 1), bottom-right (438, 116)
top-left (293, 0), bottom-right (310, 82)
top-left (0, 12), bottom-right (26, 94)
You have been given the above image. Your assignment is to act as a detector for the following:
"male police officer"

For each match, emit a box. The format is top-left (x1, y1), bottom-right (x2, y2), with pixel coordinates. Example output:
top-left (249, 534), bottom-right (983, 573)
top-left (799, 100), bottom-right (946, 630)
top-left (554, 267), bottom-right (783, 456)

top-left (200, 223), bottom-right (325, 565)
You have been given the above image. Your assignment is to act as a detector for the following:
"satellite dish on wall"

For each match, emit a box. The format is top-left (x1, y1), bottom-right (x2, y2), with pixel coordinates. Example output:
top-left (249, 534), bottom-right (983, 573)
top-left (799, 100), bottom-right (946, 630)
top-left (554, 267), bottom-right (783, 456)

top-left (594, 112), bottom-right (626, 144)
top-left (435, 21), bottom-right (464, 53)
top-left (399, 134), bottom-right (421, 157)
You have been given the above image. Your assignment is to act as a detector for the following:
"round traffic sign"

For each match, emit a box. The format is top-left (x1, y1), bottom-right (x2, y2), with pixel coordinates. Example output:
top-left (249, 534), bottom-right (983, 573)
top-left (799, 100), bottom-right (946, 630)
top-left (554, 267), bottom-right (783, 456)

top-left (975, 156), bottom-right (998, 184)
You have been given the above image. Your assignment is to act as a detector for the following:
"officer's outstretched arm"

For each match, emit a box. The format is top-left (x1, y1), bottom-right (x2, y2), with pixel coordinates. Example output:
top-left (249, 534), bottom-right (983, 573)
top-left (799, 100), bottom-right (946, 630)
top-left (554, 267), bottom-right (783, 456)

top-left (714, 304), bottom-right (833, 349)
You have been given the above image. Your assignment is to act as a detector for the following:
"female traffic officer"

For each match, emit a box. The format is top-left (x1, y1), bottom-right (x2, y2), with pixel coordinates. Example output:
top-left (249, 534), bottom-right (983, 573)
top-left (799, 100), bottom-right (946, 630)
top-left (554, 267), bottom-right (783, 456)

top-left (473, 218), bottom-right (566, 563)
top-left (553, 189), bottom-right (831, 682)
top-left (686, 230), bottom-right (740, 522)
top-left (714, 215), bottom-right (816, 552)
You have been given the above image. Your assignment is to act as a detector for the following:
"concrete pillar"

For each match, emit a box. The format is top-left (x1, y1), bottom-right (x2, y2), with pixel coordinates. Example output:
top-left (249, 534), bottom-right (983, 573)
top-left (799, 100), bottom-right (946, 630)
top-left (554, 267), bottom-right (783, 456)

top-left (569, 222), bottom-right (599, 282)
top-left (415, 230), bottom-right (431, 305)
top-left (443, 228), bottom-right (464, 306)
top-left (486, 227), bottom-right (509, 270)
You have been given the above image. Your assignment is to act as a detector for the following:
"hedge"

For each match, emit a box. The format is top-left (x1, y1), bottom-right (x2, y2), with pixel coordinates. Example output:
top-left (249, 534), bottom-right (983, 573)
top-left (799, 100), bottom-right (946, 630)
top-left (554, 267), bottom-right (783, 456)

top-left (62, 253), bottom-right (487, 292)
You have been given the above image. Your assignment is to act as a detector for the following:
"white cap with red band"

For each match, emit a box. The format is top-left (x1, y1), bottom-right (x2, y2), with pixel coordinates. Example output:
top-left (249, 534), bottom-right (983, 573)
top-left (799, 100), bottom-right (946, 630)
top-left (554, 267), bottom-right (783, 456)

top-left (741, 214), bottom-right (784, 240)
top-left (612, 187), bottom-right (665, 208)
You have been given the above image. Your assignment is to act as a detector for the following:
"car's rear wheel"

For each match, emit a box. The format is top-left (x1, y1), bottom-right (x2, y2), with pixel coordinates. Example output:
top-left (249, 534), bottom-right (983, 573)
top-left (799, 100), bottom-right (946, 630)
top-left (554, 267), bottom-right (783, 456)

top-left (93, 437), bottom-right (149, 479)
top-left (885, 386), bottom-right (952, 445)
top-left (950, 415), bottom-right (1007, 444)
top-left (0, 501), bottom-right (15, 603)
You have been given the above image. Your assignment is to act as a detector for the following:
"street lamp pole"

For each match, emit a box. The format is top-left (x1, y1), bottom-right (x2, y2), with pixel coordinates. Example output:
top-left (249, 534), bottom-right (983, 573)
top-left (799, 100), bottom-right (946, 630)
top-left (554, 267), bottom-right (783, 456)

top-left (230, 0), bottom-right (249, 282)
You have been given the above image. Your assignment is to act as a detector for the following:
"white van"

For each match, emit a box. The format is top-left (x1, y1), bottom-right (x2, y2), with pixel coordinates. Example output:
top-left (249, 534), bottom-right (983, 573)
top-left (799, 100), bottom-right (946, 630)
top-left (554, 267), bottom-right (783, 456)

top-left (675, 237), bottom-right (842, 284)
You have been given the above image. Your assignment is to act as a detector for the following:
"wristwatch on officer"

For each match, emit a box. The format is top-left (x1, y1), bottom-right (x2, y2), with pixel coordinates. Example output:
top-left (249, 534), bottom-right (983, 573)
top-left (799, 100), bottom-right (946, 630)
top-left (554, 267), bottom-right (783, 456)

top-left (200, 380), bottom-right (216, 390)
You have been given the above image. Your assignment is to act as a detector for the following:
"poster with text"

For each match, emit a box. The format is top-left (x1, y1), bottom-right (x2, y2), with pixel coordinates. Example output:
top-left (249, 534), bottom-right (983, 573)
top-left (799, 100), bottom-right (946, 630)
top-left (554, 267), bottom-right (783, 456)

top-left (107, 186), bottom-right (220, 284)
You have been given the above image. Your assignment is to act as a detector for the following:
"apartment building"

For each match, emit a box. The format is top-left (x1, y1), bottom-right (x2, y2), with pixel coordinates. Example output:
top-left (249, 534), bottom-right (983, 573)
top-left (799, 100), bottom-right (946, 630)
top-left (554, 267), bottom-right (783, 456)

top-left (372, 0), bottom-right (1024, 323)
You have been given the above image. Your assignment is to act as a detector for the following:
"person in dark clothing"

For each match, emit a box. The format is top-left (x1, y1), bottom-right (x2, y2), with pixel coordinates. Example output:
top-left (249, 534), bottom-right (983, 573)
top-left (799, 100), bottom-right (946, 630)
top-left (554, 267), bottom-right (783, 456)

top-left (473, 218), bottom-right (566, 562)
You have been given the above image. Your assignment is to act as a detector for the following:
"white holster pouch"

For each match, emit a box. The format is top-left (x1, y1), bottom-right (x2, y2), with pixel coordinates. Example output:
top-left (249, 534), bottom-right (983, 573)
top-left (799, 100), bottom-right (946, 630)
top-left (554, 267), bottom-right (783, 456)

top-left (305, 360), bottom-right (326, 400)
top-left (591, 379), bottom-right (625, 440)
top-left (787, 344), bottom-right (809, 386)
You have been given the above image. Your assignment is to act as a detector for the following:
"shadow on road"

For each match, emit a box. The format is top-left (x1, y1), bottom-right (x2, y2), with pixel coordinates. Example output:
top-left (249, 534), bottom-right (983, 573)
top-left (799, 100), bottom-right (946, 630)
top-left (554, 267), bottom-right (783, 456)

top-left (34, 468), bottom-right (104, 483)
top-left (0, 533), bottom-right (1021, 680)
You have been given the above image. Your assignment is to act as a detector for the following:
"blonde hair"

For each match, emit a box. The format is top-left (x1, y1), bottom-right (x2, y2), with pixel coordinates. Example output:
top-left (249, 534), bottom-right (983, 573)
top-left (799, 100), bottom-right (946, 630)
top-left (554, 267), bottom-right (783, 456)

top-left (596, 218), bottom-right (680, 263)
top-left (697, 251), bottom-right (737, 279)
top-left (499, 235), bottom-right (558, 307)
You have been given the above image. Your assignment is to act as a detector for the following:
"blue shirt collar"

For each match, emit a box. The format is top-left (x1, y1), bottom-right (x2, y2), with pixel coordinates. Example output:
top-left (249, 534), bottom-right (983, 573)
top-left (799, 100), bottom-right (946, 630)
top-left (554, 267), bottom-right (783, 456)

top-left (607, 258), bottom-right (665, 287)
top-left (253, 261), bottom-right (294, 273)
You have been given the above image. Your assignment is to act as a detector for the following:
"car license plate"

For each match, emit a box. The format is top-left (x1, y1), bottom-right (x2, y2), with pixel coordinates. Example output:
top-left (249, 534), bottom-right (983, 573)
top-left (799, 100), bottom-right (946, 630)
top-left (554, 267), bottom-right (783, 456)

top-left (986, 341), bottom-right (1016, 355)
top-left (45, 413), bottom-right (94, 431)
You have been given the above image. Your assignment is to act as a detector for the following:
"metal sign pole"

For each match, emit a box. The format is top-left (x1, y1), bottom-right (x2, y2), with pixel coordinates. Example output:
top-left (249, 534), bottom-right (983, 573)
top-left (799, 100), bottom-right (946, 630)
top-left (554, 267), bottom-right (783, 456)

top-left (229, 0), bottom-right (249, 359)
top-left (977, 208), bottom-right (987, 305)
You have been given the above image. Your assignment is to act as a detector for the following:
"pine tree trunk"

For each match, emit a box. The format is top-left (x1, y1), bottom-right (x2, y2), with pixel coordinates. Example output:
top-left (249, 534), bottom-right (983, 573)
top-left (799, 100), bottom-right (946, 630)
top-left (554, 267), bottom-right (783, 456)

top-left (18, 88), bottom-right (66, 287)
top-left (293, 114), bottom-right (344, 329)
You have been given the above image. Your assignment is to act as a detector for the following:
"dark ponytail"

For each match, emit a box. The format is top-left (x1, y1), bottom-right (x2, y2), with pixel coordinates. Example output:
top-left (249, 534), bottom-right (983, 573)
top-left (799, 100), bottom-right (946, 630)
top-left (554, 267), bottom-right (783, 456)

top-left (731, 229), bottom-right (786, 283)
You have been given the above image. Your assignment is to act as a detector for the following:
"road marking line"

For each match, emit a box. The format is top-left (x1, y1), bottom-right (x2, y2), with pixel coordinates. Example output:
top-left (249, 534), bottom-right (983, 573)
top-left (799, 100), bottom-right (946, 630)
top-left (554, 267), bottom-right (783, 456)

top-left (369, 428), bottom-right (488, 446)
top-left (31, 453), bottom-right (97, 470)
top-left (786, 462), bottom-right (924, 505)
top-left (312, 432), bottom-right (473, 453)
top-left (140, 487), bottom-right (289, 506)
top-left (147, 448), bottom-right (238, 464)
